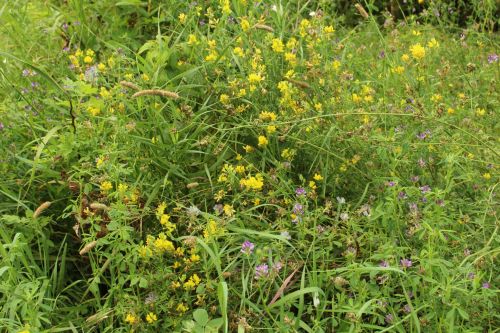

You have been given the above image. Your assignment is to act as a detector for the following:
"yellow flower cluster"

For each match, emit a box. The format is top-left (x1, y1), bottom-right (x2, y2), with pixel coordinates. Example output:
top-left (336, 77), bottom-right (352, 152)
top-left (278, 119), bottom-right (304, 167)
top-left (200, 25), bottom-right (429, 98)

top-left (183, 273), bottom-right (201, 290)
top-left (240, 174), bottom-right (264, 191)
top-left (409, 43), bottom-right (426, 60)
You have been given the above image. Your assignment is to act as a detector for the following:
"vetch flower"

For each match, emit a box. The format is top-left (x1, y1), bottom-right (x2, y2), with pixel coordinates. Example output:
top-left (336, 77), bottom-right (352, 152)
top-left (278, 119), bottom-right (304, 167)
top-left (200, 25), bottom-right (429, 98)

top-left (400, 258), bottom-right (412, 268)
top-left (255, 264), bottom-right (269, 279)
top-left (241, 240), bottom-right (255, 255)
top-left (295, 187), bottom-right (306, 196)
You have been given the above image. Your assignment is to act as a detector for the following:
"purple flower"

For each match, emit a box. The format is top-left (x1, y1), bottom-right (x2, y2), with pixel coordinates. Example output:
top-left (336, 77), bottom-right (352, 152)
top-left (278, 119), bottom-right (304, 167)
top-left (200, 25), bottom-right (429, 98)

top-left (410, 175), bottom-right (420, 182)
top-left (293, 203), bottom-right (304, 215)
top-left (416, 130), bottom-right (431, 140)
top-left (435, 199), bottom-right (445, 207)
top-left (62, 23), bottom-right (69, 30)
top-left (403, 304), bottom-right (412, 313)
top-left (295, 187), bottom-right (306, 196)
top-left (400, 258), bottom-right (412, 268)
top-left (241, 240), bottom-right (255, 255)
top-left (487, 54), bottom-right (498, 64)
top-left (419, 185), bottom-right (431, 194)
top-left (272, 261), bottom-right (283, 272)
top-left (316, 225), bottom-right (326, 234)
top-left (379, 260), bottom-right (389, 267)
top-left (379, 50), bottom-right (386, 59)
top-left (398, 191), bottom-right (408, 200)
top-left (255, 264), bottom-right (269, 279)
top-left (22, 69), bottom-right (30, 77)
top-left (418, 158), bottom-right (426, 168)
top-left (482, 282), bottom-right (491, 289)
top-left (464, 248), bottom-right (471, 256)
top-left (467, 272), bottom-right (475, 280)
top-left (387, 181), bottom-right (396, 187)
top-left (385, 314), bottom-right (394, 324)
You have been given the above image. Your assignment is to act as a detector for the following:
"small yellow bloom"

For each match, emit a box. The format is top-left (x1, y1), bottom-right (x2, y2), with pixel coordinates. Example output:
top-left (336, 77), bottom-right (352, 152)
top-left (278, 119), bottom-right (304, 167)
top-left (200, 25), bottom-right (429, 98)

top-left (240, 18), bottom-right (250, 32)
top-left (178, 13), bottom-right (187, 24)
top-left (447, 107), bottom-right (455, 114)
top-left (475, 108), bottom-right (486, 116)
top-left (146, 312), bottom-right (158, 324)
top-left (219, 94), bottom-right (230, 105)
top-left (187, 34), bottom-right (198, 45)
top-left (100, 181), bottom-right (113, 193)
top-left (83, 56), bottom-right (93, 64)
top-left (97, 63), bottom-right (106, 71)
top-left (401, 54), bottom-right (410, 62)
top-left (271, 38), bottom-right (284, 53)
top-left (125, 313), bottom-right (139, 325)
top-left (313, 173), bottom-right (323, 181)
top-left (483, 173), bottom-right (491, 180)
top-left (176, 303), bottom-right (188, 313)
top-left (427, 38), bottom-right (439, 48)
top-left (233, 46), bottom-right (244, 57)
top-left (258, 135), bottom-right (268, 147)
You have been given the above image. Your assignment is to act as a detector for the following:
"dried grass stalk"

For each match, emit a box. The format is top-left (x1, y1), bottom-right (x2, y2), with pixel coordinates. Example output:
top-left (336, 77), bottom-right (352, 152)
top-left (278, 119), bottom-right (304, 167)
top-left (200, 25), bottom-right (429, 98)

top-left (119, 81), bottom-right (140, 90)
top-left (90, 202), bottom-right (110, 211)
top-left (253, 24), bottom-right (274, 32)
top-left (79, 240), bottom-right (98, 256)
top-left (355, 3), bottom-right (370, 19)
top-left (285, 77), bottom-right (311, 89)
top-left (132, 89), bottom-right (179, 99)
top-left (34, 201), bottom-right (51, 218)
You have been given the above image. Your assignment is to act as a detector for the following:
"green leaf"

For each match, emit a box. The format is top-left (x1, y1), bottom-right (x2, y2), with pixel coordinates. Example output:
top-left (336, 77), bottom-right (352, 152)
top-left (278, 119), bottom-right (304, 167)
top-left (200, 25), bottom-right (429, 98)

top-left (193, 309), bottom-right (209, 326)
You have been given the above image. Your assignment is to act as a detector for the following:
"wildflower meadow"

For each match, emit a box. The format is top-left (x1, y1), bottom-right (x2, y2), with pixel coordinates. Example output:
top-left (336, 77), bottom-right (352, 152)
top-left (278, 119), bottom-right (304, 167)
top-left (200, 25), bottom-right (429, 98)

top-left (0, 0), bottom-right (498, 332)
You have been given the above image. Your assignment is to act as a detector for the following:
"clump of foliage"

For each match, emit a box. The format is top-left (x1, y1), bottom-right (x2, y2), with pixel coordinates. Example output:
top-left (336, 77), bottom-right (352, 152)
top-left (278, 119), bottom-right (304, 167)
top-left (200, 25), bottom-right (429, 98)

top-left (0, 1), bottom-right (498, 332)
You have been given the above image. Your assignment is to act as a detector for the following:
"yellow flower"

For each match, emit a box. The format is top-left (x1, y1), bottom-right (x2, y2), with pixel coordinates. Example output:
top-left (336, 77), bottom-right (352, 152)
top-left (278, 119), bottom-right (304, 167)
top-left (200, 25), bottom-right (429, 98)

top-left (258, 135), bottom-right (268, 147)
top-left (240, 18), bottom-right (250, 32)
top-left (178, 13), bottom-right (187, 24)
top-left (125, 313), bottom-right (139, 325)
top-left (100, 181), bottom-right (112, 193)
top-left (271, 38), bottom-right (284, 53)
top-left (187, 34), bottom-right (198, 45)
top-left (475, 108), bottom-right (486, 116)
top-left (176, 303), bottom-right (188, 313)
top-left (203, 219), bottom-right (225, 239)
top-left (100, 87), bottom-right (111, 99)
top-left (146, 312), bottom-right (158, 324)
top-left (409, 43), bottom-right (426, 60)
top-left (323, 25), bottom-right (335, 34)
top-left (427, 38), bottom-right (439, 48)
top-left (309, 180), bottom-right (317, 190)
top-left (205, 50), bottom-right (218, 62)
top-left (483, 173), bottom-right (491, 180)
top-left (220, 0), bottom-right (231, 14)
top-left (259, 111), bottom-right (277, 121)
top-left (430, 94), bottom-right (442, 103)
top-left (118, 183), bottom-right (128, 194)
top-left (153, 233), bottom-right (175, 253)
top-left (401, 54), bottom-right (410, 62)
top-left (233, 46), bottom-right (244, 57)
top-left (88, 106), bottom-right (101, 116)
top-left (392, 66), bottom-right (405, 74)
top-left (97, 63), bottom-right (106, 71)
top-left (190, 253), bottom-right (201, 262)
top-left (240, 174), bottom-right (264, 191)
top-left (248, 73), bottom-right (263, 84)
top-left (83, 56), bottom-right (93, 64)
top-left (313, 173), bottom-right (323, 181)
top-left (447, 107), bottom-right (455, 114)
top-left (223, 204), bottom-right (235, 217)
top-left (244, 145), bottom-right (254, 153)
top-left (266, 125), bottom-right (277, 134)
top-left (219, 94), bottom-right (230, 105)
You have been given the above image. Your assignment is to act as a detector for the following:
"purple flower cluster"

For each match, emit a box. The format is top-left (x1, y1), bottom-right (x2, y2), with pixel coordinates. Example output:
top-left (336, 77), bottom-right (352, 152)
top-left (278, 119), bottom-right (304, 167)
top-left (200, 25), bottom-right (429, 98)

top-left (255, 264), bottom-right (269, 279)
top-left (400, 258), bottom-right (412, 268)
top-left (295, 187), bottom-right (306, 196)
top-left (241, 240), bottom-right (255, 255)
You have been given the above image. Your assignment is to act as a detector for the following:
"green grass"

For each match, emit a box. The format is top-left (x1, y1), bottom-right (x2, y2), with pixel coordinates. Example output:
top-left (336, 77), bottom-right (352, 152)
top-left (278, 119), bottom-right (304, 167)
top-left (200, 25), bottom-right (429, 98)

top-left (0, 1), bottom-right (498, 332)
